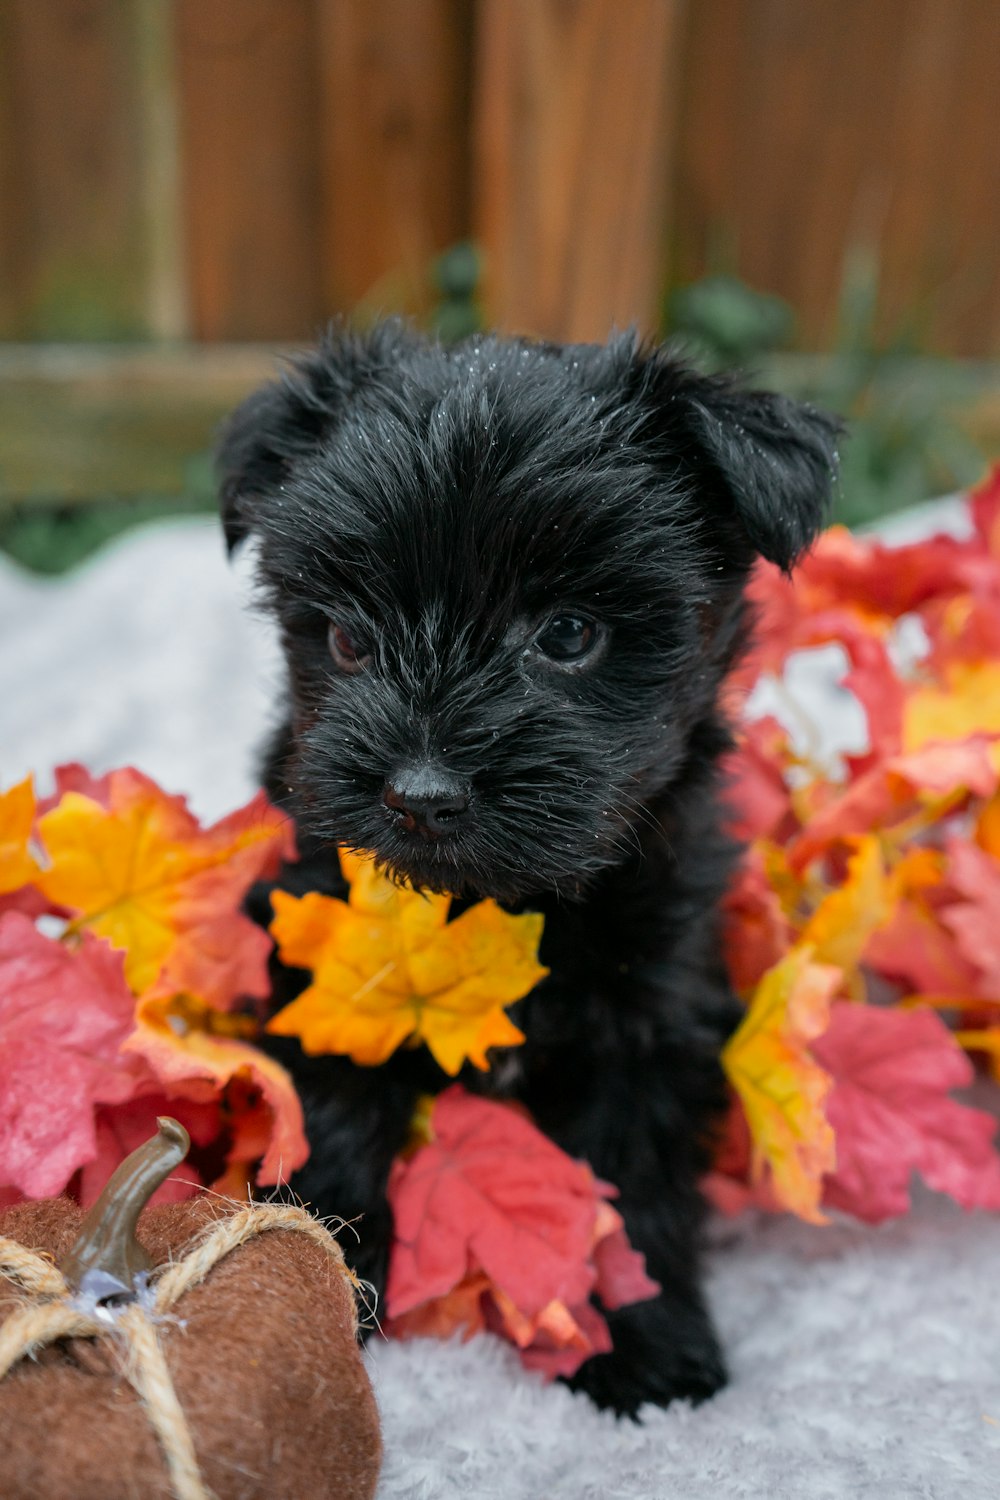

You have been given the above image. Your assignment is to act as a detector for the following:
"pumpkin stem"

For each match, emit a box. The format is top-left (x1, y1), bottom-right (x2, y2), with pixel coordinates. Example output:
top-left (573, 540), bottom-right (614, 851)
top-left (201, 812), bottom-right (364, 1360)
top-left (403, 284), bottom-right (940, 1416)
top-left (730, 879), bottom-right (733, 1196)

top-left (60, 1117), bottom-right (191, 1297)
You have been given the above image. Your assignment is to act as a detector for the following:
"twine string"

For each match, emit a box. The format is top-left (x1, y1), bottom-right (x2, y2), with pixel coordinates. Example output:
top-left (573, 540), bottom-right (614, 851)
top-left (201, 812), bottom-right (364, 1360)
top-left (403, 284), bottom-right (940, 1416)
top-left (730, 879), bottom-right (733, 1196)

top-left (0, 1203), bottom-right (360, 1500)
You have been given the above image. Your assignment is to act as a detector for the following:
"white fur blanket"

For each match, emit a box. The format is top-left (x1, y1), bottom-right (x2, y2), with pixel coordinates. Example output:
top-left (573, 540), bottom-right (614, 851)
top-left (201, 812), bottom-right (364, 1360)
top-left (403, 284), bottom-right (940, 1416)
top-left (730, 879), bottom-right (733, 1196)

top-left (4, 514), bottom-right (999, 1500)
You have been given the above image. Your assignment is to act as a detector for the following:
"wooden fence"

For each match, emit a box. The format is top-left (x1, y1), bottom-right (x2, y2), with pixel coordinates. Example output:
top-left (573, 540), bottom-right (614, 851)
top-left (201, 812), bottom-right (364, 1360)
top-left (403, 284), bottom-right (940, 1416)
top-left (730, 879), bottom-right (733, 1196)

top-left (1, 0), bottom-right (999, 353)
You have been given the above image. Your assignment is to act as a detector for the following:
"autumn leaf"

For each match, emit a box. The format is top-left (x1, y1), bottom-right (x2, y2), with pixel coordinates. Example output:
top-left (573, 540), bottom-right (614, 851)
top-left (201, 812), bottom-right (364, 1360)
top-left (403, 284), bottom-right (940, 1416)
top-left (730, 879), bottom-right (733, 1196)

top-left (0, 912), bottom-right (141, 1198)
top-left (267, 854), bottom-right (546, 1075)
top-left (974, 791), bottom-right (1000, 859)
top-left (800, 526), bottom-right (984, 622)
top-left (591, 1217), bottom-right (661, 1312)
top-left (702, 1096), bottom-right (786, 1218)
top-left (723, 718), bottom-right (797, 842)
top-left (866, 849), bottom-right (981, 1000)
top-left (814, 1003), bottom-right (1000, 1222)
top-left (754, 524), bottom-right (982, 635)
top-left (722, 846), bottom-right (796, 994)
top-left (37, 767), bottom-right (294, 1008)
top-left (488, 1290), bottom-right (614, 1381)
top-left (904, 661), bottom-right (1000, 758)
top-left (123, 990), bottom-right (309, 1186)
top-left (799, 835), bottom-right (890, 974)
top-left (0, 777), bottom-right (39, 897)
top-left (385, 1087), bottom-right (657, 1378)
top-left (788, 738), bottom-right (997, 872)
top-left (722, 946), bottom-right (839, 1223)
top-left (836, 625), bottom-right (906, 767)
top-left (387, 1087), bottom-right (604, 1318)
top-left (390, 1184), bottom-right (656, 1385)
top-left (79, 1094), bottom-right (221, 1208)
top-left (937, 836), bottom-right (1000, 999)
top-left (38, 761), bottom-right (115, 812)
top-left (922, 591), bottom-right (1000, 674)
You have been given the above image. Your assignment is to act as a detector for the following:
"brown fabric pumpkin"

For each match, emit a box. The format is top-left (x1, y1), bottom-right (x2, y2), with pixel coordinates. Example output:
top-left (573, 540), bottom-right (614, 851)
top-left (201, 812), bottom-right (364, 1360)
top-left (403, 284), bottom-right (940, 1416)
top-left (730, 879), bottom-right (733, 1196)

top-left (0, 1195), bottom-right (382, 1500)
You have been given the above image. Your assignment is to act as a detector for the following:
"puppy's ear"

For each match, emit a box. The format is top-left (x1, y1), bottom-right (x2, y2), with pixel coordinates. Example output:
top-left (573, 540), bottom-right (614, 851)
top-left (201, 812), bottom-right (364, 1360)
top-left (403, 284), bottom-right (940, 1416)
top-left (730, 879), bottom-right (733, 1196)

top-left (638, 350), bottom-right (841, 572)
top-left (216, 320), bottom-right (418, 550)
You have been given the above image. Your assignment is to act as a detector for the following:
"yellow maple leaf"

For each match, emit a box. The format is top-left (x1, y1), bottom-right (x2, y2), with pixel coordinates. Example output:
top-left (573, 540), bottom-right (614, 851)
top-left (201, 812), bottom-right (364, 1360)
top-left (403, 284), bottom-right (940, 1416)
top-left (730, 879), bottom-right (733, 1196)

top-left (722, 946), bottom-right (839, 1223)
top-left (37, 768), bottom-right (292, 1005)
top-left (904, 661), bottom-right (1000, 758)
top-left (267, 853), bottom-right (547, 1075)
top-left (799, 835), bottom-right (890, 975)
top-left (0, 777), bottom-right (38, 895)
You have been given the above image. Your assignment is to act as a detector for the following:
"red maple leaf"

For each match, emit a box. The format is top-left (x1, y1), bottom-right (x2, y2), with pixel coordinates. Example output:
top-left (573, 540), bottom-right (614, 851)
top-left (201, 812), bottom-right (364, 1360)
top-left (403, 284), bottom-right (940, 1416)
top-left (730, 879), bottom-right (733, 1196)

top-left (794, 527), bottom-right (985, 621)
top-left (787, 739), bottom-right (997, 873)
top-left (813, 1002), bottom-right (1000, 1223)
top-left (385, 1087), bottom-right (658, 1376)
top-left (37, 762), bottom-right (116, 813)
top-left (78, 1094), bottom-right (222, 1207)
top-left (866, 895), bottom-right (982, 1001)
top-left (387, 1087), bottom-right (606, 1320)
top-left (721, 847), bottom-right (795, 994)
top-left (0, 912), bottom-right (141, 1197)
top-left (723, 717), bottom-right (797, 842)
top-left (939, 837), bottom-right (1000, 998)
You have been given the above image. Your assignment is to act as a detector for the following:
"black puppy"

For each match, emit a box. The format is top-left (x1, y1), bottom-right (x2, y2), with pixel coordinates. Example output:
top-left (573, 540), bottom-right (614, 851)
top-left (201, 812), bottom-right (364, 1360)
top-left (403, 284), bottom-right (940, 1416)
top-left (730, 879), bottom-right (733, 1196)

top-left (218, 320), bottom-right (837, 1416)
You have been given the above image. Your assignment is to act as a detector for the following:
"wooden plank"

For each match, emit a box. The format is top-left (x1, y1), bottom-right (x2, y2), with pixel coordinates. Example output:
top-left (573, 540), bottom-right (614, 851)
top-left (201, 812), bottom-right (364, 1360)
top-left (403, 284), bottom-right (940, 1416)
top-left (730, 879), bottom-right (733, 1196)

top-left (0, 345), bottom-right (281, 502)
top-left (134, 0), bottom-right (189, 340)
top-left (878, 0), bottom-right (1000, 354)
top-left (673, 0), bottom-right (1000, 355)
top-left (472, 0), bottom-right (684, 343)
top-left (175, 0), bottom-right (325, 341)
top-left (315, 0), bottom-right (472, 318)
top-left (0, 0), bottom-right (152, 339)
top-left (0, 5), bottom-right (30, 335)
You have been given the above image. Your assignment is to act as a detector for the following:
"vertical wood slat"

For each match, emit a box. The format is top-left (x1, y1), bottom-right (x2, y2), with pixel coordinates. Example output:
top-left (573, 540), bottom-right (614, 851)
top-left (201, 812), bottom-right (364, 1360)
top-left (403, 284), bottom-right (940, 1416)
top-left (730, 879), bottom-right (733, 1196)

top-left (134, 0), bottom-right (188, 341)
top-left (175, 0), bottom-right (325, 342)
top-left (0, 0), bottom-right (998, 353)
top-left (472, 0), bottom-right (685, 344)
top-left (673, 0), bottom-right (1000, 355)
top-left (0, 0), bottom-right (153, 339)
top-left (314, 0), bottom-right (473, 319)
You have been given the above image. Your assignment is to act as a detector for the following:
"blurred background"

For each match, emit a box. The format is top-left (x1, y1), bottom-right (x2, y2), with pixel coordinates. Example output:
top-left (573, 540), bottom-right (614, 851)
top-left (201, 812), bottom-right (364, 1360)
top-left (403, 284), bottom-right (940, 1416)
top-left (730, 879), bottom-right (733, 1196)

top-left (2, 0), bottom-right (999, 573)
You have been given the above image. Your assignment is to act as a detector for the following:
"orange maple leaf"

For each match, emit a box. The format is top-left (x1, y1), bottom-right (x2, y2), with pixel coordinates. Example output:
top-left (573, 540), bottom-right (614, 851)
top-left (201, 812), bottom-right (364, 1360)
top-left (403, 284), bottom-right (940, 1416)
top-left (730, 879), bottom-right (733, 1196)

top-left (904, 661), bottom-right (1000, 759)
top-left (122, 990), bottom-right (308, 1186)
top-left (799, 835), bottom-right (891, 976)
top-left (0, 777), bottom-right (39, 896)
top-left (36, 768), bottom-right (294, 1007)
top-left (267, 850), bottom-right (546, 1074)
top-left (722, 946), bottom-right (839, 1224)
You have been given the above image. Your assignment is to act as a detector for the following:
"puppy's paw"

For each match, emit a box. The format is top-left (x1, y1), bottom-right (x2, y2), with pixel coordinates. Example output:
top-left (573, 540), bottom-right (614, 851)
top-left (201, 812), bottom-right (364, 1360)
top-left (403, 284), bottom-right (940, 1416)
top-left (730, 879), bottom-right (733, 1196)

top-left (564, 1299), bottom-right (727, 1419)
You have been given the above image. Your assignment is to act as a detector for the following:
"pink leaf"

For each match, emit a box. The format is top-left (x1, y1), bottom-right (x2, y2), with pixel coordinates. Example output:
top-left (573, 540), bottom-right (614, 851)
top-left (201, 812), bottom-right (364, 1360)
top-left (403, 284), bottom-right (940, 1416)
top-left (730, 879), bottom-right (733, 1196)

top-left (814, 1003), bottom-right (1000, 1222)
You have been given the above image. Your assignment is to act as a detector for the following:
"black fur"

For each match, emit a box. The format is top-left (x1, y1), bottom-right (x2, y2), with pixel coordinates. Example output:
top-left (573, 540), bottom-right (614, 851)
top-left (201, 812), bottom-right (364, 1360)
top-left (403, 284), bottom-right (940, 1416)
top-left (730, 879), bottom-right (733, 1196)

top-left (219, 321), bottom-right (838, 1417)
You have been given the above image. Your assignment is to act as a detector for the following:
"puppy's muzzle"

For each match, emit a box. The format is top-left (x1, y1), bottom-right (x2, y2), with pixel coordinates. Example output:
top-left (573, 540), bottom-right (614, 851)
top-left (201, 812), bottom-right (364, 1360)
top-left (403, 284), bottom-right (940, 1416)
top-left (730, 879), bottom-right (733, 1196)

top-left (382, 766), bottom-right (471, 841)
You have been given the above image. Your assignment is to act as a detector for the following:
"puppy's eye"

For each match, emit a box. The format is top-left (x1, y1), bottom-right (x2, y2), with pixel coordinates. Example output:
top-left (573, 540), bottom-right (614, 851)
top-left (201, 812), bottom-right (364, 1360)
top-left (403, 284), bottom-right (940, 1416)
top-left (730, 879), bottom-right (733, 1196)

top-left (328, 622), bottom-right (371, 673)
top-left (534, 615), bottom-right (602, 665)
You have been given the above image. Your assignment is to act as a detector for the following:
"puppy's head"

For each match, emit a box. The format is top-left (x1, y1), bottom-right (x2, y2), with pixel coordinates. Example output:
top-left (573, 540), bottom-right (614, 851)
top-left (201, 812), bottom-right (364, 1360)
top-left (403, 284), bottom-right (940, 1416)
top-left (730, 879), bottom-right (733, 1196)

top-left (219, 321), bottom-right (838, 902)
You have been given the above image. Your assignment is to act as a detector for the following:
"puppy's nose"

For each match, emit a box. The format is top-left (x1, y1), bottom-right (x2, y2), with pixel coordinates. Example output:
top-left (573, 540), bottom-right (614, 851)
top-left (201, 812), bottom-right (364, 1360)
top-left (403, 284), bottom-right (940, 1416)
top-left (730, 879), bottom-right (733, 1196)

top-left (382, 768), bottom-right (471, 839)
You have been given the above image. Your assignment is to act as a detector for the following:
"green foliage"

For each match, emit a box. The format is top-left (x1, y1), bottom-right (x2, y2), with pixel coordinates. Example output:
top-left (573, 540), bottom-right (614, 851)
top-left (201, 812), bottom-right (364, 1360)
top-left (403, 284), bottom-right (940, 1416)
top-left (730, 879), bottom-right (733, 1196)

top-left (428, 242), bottom-right (484, 344)
top-left (0, 492), bottom-right (215, 576)
top-left (666, 275), bottom-right (793, 368)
